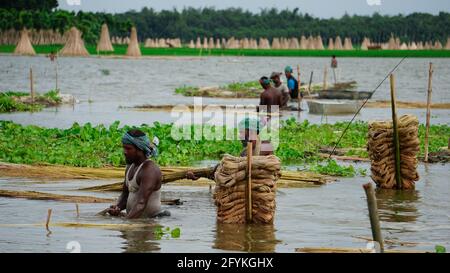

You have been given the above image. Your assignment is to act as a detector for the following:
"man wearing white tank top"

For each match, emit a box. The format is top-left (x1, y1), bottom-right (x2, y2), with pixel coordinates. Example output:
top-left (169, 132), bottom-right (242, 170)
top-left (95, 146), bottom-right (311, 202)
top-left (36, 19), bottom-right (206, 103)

top-left (106, 129), bottom-right (169, 219)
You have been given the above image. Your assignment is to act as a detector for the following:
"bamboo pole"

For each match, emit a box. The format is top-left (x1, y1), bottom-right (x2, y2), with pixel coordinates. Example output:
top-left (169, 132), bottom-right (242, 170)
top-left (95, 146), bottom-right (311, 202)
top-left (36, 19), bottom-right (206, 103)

top-left (390, 74), bottom-right (402, 189)
top-left (363, 183), bottom-right (384, 252)
top-left (75, 203), bottom-right (79, 217)
top-left (45, 209), bottom-right (52, 231)
top-left (55, 61), bottom-right (59, 94)
top-left (307, 71), bottom-right (313, 97)
top-left (30, 67), bottom-right (34, 102)
top-left (297, 65), bottom-right (301, 112)
top-left (424, 63), bottom-right (433, 162)
top-left (246, 142), bottom-right (253, 223)
top-left (323, 65), bottom-right (328, 91)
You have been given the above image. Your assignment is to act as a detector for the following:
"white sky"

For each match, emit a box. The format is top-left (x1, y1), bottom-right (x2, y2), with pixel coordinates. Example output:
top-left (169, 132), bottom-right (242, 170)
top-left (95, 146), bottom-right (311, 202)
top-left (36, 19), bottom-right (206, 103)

top-left (59, 0), bottom-right (450, 18)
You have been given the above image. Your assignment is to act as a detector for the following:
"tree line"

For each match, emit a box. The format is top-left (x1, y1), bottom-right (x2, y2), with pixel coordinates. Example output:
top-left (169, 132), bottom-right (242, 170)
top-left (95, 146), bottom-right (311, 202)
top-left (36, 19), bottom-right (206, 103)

top-left (0, 6), bottom-right (449, 45)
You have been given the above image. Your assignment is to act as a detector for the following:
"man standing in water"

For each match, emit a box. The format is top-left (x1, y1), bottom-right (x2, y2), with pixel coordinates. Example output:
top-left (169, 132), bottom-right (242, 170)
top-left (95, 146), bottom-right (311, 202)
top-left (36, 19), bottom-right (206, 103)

top-left (258, 76), bottom-right (282, 114)
top-left (270, 72), bottom-right (290, 109)
top-left (107, 130), bottom-right (168, 219)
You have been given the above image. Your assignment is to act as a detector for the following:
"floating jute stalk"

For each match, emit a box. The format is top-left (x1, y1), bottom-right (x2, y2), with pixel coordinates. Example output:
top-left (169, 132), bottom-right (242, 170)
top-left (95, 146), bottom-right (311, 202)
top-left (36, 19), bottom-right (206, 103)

top-left (46, 209), bottom-right (52, 232)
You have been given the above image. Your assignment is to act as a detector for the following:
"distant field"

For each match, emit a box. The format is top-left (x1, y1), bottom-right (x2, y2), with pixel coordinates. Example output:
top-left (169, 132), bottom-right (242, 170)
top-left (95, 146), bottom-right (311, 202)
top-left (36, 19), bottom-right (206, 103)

top-left (1, 44), bottom-right (450, 58)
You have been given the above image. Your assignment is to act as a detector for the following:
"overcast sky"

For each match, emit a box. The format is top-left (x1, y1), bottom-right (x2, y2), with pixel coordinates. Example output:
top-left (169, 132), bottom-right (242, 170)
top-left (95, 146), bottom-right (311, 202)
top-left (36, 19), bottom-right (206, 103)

top-left (58, 0), bottom-right (450, 18)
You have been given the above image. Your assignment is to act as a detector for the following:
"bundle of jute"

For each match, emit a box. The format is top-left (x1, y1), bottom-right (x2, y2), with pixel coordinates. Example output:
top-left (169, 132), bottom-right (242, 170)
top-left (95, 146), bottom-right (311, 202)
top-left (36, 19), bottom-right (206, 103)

top-left (59, 27), bottom-right (89, 57)
top-left (14, 29), bottom-right (36, 56)
top-left (367, 115), bottom-right (420, 189)
top-left (213, 154), bottom-right (281, 224)
top-left (445, 37), bottom-right (450, 50)
top-left (96, 24), bottom-right (114, 52)
top-left (126, 27), bottom-right (141, 57)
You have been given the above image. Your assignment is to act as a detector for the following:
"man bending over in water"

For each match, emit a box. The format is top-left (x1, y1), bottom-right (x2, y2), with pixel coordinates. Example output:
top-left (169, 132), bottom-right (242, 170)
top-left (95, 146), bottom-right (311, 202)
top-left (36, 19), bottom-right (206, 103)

top-left (107, 130), bottom-right (168, 219)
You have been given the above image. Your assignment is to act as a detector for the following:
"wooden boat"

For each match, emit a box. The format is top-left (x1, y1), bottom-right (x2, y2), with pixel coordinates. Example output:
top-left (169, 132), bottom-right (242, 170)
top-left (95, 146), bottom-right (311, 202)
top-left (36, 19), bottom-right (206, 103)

top-left (318, 90), bottom-right (373, 100)
top-left (307, 99), bottom-right (363, 115)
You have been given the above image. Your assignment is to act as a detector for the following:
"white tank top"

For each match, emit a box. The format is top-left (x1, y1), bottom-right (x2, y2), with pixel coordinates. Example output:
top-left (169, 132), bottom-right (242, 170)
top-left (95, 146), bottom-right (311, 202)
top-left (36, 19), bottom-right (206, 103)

top-left (125, 160), bottom-right (162, 218)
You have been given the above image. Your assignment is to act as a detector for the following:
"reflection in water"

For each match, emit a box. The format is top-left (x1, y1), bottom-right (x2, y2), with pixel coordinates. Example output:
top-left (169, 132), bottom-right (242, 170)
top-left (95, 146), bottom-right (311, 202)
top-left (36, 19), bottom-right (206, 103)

top-left (375, 189), bottom-right (421, 223)
top-left (213, 223), bottom-right (281, 252)
top-left (119, 226), bottom-right (161, 253)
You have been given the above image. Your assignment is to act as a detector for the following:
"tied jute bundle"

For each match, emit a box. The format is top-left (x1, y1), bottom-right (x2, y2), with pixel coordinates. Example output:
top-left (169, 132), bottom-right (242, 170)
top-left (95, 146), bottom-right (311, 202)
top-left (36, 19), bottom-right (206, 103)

top-left (214, 154), bottom-right (281, 224)
top-left (368, 115), bottom-right (420, 189)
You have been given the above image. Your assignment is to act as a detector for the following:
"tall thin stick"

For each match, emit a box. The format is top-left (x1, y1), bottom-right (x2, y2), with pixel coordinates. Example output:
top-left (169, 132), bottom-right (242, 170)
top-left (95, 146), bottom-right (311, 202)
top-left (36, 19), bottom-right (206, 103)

top-left (297, 65), bottom-right (301, 112)
top-left (45, 209), bottom-right (52, 231)
top-left (30, 67), bottom-right (35, 103)
top-left (307, 71), bottom-right (313, 97)
top-left (323, 65), bottom-right (328, 91)
top-left (246, 142), bottom-right (253, 223)
top-left (424, 63), bottom-right (433, 162)
top-left (390, 74), bottom-right (402, 189)
top-left (363, 183), bottom-right (384, 252)
top-left (76, 203), bottom-right (80, 217)
top-left (55, 61), bottom-right (59, 93)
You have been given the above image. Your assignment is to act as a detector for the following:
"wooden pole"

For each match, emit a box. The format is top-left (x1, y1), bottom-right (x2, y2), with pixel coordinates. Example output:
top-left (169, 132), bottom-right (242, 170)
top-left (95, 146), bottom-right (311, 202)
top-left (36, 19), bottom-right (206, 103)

top-left (55, 61), bottom-right (59, 94)
top-left (297, 65), bottom-right (301, 112)
top-left (45, 209), bottom-right (52, 231)
top-left (363, 183), bottom-right (384, 252)
top-left (424, 63), bottom-right (433, 162)
top-left (246, 142), bottom-right (253, 223)
top-left (76, 203), bottom-right (80, 217)
top-left (390, 74), bottom-right (402, 190)
top-left (323, 66), bottom-right (328, 91)
top-left (30, 67), bottom-right (35, 103)
top-left (307, 71), bottom-right (313, 97)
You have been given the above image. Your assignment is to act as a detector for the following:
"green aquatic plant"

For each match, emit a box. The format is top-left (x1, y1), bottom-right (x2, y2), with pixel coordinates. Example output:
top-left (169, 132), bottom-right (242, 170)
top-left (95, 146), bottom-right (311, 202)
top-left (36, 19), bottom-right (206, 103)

top-left (154, 226), bottom-right (181, 240)
top-left (0, 119), bottom-right (447, 171)
top-left (435, 245), bottom-right (446, 253)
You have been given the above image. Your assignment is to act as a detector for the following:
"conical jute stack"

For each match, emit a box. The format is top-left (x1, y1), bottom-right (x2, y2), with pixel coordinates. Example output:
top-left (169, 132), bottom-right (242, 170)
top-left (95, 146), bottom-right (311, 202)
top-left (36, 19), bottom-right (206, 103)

top-left (367, 115), bottom-right (420, 189)
top-left (214, 154), bottom-right (281, 224)
top-left (315, 36), bottom-right (324, 50)
top-left (188, 40), bottom-right (195, 48)
top-left (271, 38), bottom-right (281, 49)
top-left (59, 27), bottom-right (89, 57)
top-left (14, 29), bottom-right (36, 56)
top-left (361, 37), bottom-right (370, 50)
top-left (96, 24), bottom-right (114, 52)
top-left (343, 37), bottom-right (353, 50)
top-left (259, 38), bottom-right (270, 49)
top-left (126, 27), bottom-right (141, 57)
top-left (445, 37), bottom-right (450, 50)
top-left (334, 36), bottom-right (343, 50)
top-left (327, 37), bottom-right (334, 50)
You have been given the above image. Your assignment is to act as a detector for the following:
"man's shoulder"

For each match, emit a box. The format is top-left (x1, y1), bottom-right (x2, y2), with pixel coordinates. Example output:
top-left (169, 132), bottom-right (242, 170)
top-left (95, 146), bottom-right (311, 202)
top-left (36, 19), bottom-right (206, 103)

top-left (141, 160), bottom-right (162, 175)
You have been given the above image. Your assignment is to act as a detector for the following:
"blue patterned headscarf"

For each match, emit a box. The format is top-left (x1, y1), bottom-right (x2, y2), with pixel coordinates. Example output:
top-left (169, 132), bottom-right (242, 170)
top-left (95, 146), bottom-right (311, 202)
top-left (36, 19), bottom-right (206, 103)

top-left (122, 132), bottom-right (158, 158)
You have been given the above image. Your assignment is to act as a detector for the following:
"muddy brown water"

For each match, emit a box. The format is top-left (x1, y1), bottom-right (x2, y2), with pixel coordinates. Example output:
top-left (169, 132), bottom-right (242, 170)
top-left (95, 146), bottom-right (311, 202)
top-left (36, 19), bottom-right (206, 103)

top-left (0, 162), bottom-right (448, 253)
top-left (0, 55), bottom-right (448, 252)
top-left (0, 55), bottom-right (449, 127)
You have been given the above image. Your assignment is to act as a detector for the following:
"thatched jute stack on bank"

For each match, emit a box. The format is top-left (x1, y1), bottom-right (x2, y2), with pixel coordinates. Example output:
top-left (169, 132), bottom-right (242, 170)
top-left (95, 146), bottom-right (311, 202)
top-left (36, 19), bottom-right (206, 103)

top-left (361, 37), bottom-right (370, 50)
top-left (213, 154), bottom-right (281, 224)
top-left (59, 27), bottom-right (89, 57)
top-left (445, 37), bottom-right (450, 50)
top-left (126, 27), bottom-right (141, 57)
top-left (315, 36), bottom-right (324, 50)
top-left (328, 38), bottom-right (334, 50)
top-left (334, 36), bottom-right (343, 50)
top-left (96, 24), bottom-right (114, 52)
top-left (367, 115), bottom-right (420, 189)
top-left (14, 29), bottom-right (36, 56)
top-left (344, 37), bottom-right (353, 50)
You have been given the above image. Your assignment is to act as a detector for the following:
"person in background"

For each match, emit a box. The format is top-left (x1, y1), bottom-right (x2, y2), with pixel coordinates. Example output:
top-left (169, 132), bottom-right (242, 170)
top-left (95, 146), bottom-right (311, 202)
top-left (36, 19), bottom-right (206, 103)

top-left (284, 66), bottom-right (301, 108)
top-left (270, 72), bottom-right (290, 109)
